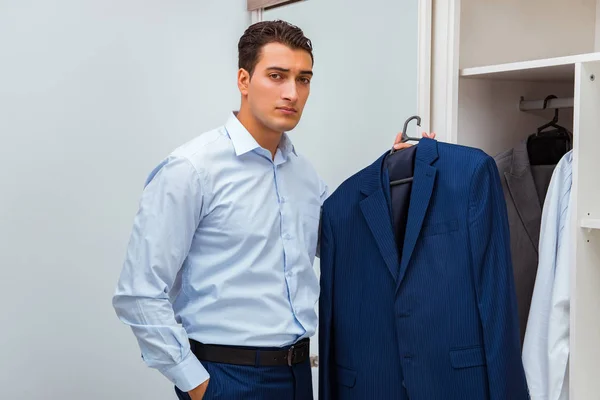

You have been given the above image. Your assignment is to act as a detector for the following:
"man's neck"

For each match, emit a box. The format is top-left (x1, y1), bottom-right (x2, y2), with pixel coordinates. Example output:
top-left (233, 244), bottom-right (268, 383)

top-left (236, 109), bottom-right (282, 159)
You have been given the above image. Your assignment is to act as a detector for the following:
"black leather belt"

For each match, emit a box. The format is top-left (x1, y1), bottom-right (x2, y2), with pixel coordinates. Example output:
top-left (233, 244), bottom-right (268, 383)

top-left (189, 338), bottom-right (310, 367)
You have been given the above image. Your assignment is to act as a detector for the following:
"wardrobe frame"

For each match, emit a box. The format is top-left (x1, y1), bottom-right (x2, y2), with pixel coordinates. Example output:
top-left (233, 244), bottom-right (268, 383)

top-left (421, 1), bottom-right (600, 398)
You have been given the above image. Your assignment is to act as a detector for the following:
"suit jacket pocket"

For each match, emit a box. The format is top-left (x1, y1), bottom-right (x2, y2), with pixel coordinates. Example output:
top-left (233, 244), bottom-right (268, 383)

top-left (449, 346), bottom-right (486, 369)
top-left (421, 218), bottom-right (459, 237)
top-left (336, 365), bottom-right (357, 388)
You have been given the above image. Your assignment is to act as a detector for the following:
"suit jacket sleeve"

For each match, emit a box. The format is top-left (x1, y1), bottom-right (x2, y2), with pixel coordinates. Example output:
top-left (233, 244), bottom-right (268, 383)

top-left (468, 156), bottom-right (529, 399)
top-left (319, 208), bottom-right (335, 400)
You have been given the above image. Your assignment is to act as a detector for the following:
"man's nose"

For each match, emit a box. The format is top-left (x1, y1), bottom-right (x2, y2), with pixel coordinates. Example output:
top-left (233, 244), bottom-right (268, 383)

top-left (281, 80), bottom-right (298, 102)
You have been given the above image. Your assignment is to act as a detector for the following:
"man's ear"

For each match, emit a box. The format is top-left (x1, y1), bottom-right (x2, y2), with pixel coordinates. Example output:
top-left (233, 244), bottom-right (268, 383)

top-left (238, 68), bottom-right (250, 96)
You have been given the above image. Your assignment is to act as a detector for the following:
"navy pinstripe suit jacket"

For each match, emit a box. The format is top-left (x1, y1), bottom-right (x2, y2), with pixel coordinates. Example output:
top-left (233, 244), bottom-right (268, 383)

top-left (318, 138), bottom-right (529, 400)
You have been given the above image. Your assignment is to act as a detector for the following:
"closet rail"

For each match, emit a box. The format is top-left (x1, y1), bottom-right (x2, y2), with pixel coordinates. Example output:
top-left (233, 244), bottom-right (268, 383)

top-left (519, 96), bottom-right (574, 111)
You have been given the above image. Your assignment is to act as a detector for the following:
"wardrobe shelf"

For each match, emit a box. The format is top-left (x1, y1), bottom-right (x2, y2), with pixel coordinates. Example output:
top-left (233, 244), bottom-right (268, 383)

top-left (580, 218), bottom-right (600, 230)
top-left (459, 52), bottom-right (600, 82)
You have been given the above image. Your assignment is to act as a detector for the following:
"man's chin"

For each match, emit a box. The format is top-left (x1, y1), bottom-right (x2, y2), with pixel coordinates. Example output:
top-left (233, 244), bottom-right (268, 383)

top-left (269, 118), bottom-right (299, 133)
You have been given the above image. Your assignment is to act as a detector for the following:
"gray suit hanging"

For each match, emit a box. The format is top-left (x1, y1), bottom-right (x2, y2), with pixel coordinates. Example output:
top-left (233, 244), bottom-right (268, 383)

top-left (495, 140), bottom-right (555, 346)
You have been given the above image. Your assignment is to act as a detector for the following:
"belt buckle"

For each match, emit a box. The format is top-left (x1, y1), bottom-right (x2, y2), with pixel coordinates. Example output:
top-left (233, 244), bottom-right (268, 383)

top-left (287, 345), bottom-right (295, 367)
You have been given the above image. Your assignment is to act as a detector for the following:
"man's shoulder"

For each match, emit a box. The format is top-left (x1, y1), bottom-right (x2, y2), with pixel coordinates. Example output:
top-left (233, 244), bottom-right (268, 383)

top-left (172, 126), bottom-right (227, 158)
top-left (144, 125), bottom-right (229, 185)
top-left (169, 125), bottom-right (240, 177)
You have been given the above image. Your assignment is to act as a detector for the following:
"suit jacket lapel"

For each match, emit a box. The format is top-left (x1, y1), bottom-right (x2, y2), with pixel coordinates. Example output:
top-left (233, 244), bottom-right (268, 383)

top-left (505, 142), bottom-right (542, 252)
top-left (396, 139), bottom-right (438, 289)
top-left (359, 139), bottom-right (439, 284)
top-left (360, 154), bottom-right (400, 281)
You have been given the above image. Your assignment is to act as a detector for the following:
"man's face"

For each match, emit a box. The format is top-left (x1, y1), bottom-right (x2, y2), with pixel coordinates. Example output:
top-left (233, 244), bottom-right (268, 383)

top-left (240, 42), bottom-right (313, 134)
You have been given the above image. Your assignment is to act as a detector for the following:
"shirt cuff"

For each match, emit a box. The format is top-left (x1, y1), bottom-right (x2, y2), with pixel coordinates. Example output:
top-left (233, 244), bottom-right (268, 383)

top-left (160, 351), bottom-right (210, 392)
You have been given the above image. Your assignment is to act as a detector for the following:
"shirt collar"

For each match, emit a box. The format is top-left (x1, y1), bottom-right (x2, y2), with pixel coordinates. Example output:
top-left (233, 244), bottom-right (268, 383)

top-left (279, 131), bottom-right (297, 158)
top-left (225, 111), bottom-right (297, 158)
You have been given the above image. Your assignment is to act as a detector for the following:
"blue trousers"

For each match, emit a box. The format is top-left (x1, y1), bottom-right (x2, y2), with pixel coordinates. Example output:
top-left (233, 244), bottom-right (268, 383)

top-left (174, 358), bottom-right (313, 400)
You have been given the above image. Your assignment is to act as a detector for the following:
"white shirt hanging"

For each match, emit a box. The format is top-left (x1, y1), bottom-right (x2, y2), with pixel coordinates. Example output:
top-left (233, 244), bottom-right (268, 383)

top-left (522, 150), bottom-right (573, 400)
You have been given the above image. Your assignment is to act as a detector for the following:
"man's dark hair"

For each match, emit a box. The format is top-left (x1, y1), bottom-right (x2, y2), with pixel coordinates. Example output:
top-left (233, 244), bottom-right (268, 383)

top-left (238, 20), bottom-right (313, 77)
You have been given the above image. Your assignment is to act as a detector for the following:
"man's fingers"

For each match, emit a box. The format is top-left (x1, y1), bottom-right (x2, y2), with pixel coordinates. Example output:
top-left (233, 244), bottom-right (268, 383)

top-left (393, 131), bottom-right (436, 149)
top-left (394, 132), bottom-right (403, 144)
top-left (393, 143), bottom-right (412, 150)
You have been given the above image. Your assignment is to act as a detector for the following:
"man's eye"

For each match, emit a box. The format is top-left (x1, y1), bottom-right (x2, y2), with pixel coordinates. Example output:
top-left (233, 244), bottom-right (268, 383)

top-left (299, 77), bottom-right (311, 84)
top-left (270, 73), bottom-right (282, 79)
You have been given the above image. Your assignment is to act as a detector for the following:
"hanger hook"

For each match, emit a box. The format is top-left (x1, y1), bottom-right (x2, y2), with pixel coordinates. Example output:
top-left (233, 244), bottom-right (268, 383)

top-left (390, 115), bottom-right (422, 154)
top-left (402, 115), bottom-right (422, 141)
top-left (543, 94), bottom-right (559, 122)
top-left (542, 94), bottom-right (557, 109)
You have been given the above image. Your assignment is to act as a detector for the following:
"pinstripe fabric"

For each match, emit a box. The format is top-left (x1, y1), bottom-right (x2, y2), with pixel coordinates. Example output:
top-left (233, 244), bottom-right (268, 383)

top-left (319, 138), bottom-right (529, 400)
top-left (174, 358), bottom-right (312, 400)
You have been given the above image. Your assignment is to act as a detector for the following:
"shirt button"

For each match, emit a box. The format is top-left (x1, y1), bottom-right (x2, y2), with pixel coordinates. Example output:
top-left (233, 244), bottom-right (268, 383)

top-left (284, 233), bottom-right (292, 239)
top-left (280, 197), bottom-right (286, 203)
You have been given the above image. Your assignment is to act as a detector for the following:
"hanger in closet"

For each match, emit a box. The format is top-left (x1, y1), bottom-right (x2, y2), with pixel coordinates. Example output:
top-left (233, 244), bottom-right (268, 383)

top-left (527, 95), bottom-right (572, 166)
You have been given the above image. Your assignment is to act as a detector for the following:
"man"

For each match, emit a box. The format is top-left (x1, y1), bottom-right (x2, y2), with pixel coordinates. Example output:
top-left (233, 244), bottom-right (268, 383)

top-left (113, 20), bottom-right (432, 400)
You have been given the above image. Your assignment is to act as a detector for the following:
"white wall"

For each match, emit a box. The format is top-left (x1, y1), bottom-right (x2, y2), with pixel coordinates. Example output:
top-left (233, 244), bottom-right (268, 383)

top-left (0, 1), bottom-right (248, 399)
top-left (0, 0), bottom-right (418, 398)
top-left (264, 0), bottom-right (419, 395)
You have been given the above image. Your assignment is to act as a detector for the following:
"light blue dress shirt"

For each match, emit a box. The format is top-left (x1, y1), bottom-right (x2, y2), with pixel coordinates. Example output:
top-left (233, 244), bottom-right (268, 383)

top-left (522, 150), bottom-right (573, 400)
top-left (112, 112), bottom-right (328, 392)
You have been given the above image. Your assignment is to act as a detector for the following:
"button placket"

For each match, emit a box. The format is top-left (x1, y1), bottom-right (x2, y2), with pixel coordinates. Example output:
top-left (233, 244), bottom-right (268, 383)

top-left (277, 167), bottom-right (291, 241)
top-left (274, 164), bottom-right (293, 283)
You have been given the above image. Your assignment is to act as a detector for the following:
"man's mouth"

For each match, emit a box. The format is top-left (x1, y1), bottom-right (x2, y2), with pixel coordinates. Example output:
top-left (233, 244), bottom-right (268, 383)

top-left (276, 107), bottom-right (297, 115)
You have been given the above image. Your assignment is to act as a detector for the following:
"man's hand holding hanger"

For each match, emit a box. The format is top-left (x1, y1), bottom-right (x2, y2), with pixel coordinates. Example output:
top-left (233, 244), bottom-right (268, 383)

top-left (393, 131), bottom-right (437, 151)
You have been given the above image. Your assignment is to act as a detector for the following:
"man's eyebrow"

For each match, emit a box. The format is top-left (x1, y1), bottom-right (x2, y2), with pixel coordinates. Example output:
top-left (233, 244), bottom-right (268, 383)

top-left (266, 66), bottom-right (313, 76)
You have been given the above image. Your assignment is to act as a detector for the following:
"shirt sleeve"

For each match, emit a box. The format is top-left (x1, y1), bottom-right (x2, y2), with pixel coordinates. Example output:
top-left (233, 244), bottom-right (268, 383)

top-left (112, 156), bottom-right (209, 392)
top-left (522, 154), bottom-right (572, 400)
top-left (316, 178), bottom-right (329, 258)
top-left (547, 193), bottom-right (571, 400)
top-left (522, 157), bottom-right (571, 400)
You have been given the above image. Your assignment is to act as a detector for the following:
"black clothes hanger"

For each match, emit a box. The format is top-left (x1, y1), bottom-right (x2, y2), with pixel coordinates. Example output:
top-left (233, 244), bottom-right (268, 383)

top-left (535, 95), bottom-right (563, 133)
top-left (389, 115), bottom-right (422, 156)
top-left (388, 115), bottom-right (421, 186)
top-left (527, 95), bottom-right (572, 166)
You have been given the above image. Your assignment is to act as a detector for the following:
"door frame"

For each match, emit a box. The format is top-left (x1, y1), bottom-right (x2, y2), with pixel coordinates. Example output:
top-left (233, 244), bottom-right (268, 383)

top-left (251, 9), bottom-right (263, 24)
top-left (416, 0), bottom-right (432, 136)
top-left (427, 0), bottom-right (461, 143)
